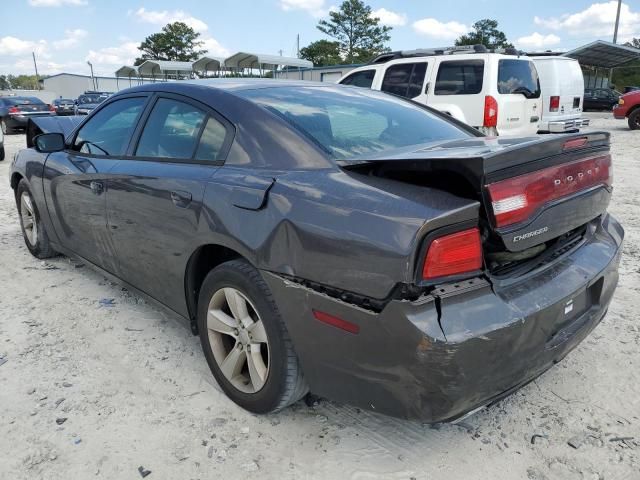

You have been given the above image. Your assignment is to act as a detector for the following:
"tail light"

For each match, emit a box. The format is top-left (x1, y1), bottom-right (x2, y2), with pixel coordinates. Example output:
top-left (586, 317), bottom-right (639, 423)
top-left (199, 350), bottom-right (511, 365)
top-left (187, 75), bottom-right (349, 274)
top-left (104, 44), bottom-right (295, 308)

top-left (8, 106), bottom-right (19, 114)
top-left (483, 95), bottom-right (498, 128)
top-left (422, 228), bottom-right (482, 280)
top-left (549, 95), bottom-right (560, 112)
top-left (49, 104), bottom-right (55, 112)
top-left (486, 154), bottom-right (612, 228)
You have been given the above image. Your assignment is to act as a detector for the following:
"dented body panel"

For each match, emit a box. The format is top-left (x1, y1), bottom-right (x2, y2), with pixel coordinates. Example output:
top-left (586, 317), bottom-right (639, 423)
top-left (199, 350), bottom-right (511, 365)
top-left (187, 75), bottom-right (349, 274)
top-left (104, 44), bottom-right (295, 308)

top-left (9, 79), bottom-right (624, 421)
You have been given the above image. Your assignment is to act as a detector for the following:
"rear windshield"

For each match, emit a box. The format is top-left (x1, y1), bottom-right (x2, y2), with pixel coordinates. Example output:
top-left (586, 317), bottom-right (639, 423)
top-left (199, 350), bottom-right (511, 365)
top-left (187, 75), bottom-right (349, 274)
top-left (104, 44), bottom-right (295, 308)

top-left (78, 94), bottom-right (106, 104)
top-left (497, 60), bottom-right (541, 98)
top-left (240, 86), bottom-right (470, 160)
top-left (434, 60), bottom-right (484, 95)
top-left (4, 97), bottom-right (45, 105)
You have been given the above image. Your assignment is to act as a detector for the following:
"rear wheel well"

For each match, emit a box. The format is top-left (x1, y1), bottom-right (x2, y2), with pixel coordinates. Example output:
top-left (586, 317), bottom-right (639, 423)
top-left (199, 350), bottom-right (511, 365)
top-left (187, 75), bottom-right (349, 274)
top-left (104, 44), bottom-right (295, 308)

top-left (10, 173), bottom-right (24, 191)
top-left (185, 244), bottom-right (244, 334)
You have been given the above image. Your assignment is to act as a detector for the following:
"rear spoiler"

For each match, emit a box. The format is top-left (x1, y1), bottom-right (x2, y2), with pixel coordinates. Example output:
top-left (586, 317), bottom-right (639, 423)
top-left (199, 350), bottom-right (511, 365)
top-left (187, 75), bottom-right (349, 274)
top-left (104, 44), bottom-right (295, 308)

top-left (26, 116), bottom-right (83, 148)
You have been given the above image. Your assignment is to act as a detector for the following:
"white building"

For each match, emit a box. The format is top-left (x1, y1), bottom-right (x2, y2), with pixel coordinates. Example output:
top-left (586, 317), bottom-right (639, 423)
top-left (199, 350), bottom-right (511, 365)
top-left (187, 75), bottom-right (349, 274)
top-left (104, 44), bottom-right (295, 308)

top-left (42, 73), bottom-right (155, 99)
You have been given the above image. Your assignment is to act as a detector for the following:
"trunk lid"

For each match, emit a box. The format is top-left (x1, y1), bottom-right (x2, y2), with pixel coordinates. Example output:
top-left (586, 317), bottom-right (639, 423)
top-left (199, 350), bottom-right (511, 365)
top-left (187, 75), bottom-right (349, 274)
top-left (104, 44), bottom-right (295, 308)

top-left (338, 132), bottom-right (612, 253)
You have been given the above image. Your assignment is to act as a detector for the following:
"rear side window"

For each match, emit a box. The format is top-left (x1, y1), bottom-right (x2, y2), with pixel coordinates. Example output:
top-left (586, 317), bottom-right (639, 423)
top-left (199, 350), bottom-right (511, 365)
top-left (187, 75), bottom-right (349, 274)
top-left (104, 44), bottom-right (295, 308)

top-left (194, 116), bottom-right (228, 161)
top-left (136, 98), bottom-right (206, 159)
top-left (340, 70), bottom-right (376, 88)
top-left (497, 60), bottom-right (541, 98)
top-left (73, 97), bottom-right (146, 156)
top-left (381, 63), bottom-right (427, 99)
top-left (435, 60), bottom-right (484, 95)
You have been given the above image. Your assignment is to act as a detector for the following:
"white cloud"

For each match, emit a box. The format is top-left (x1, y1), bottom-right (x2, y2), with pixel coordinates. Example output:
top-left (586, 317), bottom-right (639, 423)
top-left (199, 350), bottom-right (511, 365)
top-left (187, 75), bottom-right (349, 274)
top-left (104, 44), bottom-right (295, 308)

top-left (0, 36), bottom-right (48, 56)
top-left (372, 8), bottom-right (407, 27)
top-left (279, 0), bottom-right (327, 17)
top-left (134, 7), bottom-right (209, 32)
top-left (534, 1), bottom-right (640, 42)
top-left (201, 37), bottom-right (230, 58)
top-left (53, 29), bottom-right (88, 50)
top-left (412, 18), bottom-right (469, 40)
top-left (515, 32), bottom-right (561, 50)
top-left (86, 41), bottom-right (139, 67)
top-left (28, 0), bottom-right (87, 6)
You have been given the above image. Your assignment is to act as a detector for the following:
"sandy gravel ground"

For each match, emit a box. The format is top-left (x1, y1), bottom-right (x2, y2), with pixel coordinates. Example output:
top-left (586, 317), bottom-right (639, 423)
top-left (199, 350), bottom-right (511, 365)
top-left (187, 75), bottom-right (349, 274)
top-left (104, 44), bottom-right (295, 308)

top-left (0, 114), bottom-right (638, 480)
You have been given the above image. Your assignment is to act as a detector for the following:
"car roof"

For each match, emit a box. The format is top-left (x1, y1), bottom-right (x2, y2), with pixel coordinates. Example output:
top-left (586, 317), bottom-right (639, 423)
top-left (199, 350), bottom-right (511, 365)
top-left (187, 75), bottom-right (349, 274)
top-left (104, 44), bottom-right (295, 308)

top-left (182, 78), bottom-right (330, 91)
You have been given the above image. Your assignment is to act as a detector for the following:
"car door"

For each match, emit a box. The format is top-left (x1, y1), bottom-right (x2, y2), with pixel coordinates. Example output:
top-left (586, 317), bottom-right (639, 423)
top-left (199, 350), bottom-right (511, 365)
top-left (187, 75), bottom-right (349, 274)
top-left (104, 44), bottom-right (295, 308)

top-left (106, 94), bottom-right (233, 315)
top-left (42, 95), bottom-right (149, 273)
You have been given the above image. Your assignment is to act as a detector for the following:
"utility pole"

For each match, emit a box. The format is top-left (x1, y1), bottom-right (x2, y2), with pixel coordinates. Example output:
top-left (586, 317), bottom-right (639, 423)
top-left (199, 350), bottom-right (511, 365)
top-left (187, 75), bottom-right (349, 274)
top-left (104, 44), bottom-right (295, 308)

top-left (609, 0), bottom-right (623, 88)
top-left (87, 61), bottom-right (96, 90)
top-left (32, 51), bottom-right (40, 90)
top-left (613, 0), bottom-right (622, 43)
top-left (296, 34), bottom-right (300, 58)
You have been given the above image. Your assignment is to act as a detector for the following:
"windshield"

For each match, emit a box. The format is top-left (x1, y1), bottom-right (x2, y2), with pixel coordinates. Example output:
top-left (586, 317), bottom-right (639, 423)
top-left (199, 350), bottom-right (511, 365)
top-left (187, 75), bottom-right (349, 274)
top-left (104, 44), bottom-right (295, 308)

top-left (55, 98), bottom-right (74, 104)
top-left (78, 94), bottom-right (104, 104)
top-left (5, 97), bottom-right (45, 105)
top-left (497, 59), bottom-right (541, 98)
top-left (240, 86), bottom-right (470, 160)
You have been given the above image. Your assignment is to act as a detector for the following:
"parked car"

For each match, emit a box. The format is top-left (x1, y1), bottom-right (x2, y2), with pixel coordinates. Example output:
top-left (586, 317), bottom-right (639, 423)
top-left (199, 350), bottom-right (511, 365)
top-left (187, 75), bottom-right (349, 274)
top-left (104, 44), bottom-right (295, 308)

top-left (74, 93), bottom-right (109, 115)
top-left (0, 128), bottom-right (4, 161)
top-left (11, 80), bottom-right (623, 422)
top-left (532, 56), bottom-right (589, 133)
top-left (338, 46), bottom-right (543, 136)
top-left (52, 98), bottom-right (76, 116)
top-left (583, 88), bottom-right (620, 111)
top-left (0, 96), bottom-right (54, 134)
top-left (613, 89), bottom-right (640, 129)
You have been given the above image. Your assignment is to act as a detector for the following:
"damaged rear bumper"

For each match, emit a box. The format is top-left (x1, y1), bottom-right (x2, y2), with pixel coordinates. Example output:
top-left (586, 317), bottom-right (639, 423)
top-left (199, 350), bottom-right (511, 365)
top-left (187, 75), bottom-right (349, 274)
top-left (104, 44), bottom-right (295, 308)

top-left (262, 214), bottom-right (624, 422)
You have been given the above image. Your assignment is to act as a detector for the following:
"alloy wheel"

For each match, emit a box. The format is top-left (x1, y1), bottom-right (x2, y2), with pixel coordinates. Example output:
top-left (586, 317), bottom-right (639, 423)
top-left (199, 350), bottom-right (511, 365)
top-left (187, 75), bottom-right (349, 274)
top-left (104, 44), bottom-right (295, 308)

top-left (20, 192), bottom-right (38, 246)
top-left (0, 120), bottom-right (7, 135)
top-left (206, 287), bottom-right (270, 393)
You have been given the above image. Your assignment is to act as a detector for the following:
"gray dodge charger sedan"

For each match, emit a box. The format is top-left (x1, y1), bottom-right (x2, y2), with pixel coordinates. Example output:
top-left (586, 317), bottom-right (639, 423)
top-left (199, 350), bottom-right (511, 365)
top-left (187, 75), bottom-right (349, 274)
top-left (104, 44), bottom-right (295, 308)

top-left (10, 79), bottom-right (623, 422)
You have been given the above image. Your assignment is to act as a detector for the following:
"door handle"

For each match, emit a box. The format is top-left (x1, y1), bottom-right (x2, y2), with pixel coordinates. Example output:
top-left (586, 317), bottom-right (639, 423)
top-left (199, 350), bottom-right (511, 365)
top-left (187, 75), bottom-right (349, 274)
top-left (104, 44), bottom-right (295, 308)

top-left (170, 190), bottom-right (192, 208)
top-left (90, 181), bottom-right (104, 195)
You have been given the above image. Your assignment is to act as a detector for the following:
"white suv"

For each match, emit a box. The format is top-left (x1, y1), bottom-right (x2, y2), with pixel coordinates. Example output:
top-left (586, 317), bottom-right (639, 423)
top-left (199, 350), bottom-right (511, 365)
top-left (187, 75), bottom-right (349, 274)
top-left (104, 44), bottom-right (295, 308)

top-left (338, 46), bottom-right (543, 137)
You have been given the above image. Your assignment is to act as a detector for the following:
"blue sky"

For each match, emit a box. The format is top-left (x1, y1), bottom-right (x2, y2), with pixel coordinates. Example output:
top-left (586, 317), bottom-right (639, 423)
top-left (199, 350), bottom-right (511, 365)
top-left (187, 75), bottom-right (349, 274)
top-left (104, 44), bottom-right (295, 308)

top-left (1, 0), bottom-right (639, 76)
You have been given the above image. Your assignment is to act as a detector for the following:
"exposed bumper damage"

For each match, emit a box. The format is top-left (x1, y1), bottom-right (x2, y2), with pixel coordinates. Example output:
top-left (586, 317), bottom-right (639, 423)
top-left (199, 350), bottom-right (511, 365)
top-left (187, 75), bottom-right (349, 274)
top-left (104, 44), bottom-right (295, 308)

top-left (262, 214), bottom-right (623, 422)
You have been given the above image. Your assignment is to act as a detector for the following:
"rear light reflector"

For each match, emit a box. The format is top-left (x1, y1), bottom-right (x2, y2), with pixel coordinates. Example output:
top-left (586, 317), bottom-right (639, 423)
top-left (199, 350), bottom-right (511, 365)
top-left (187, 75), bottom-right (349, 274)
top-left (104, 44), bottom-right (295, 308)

top-left (313, 310), bottom-right (360, 334)
top-left (486, 154), bottom-right (612, 228)
top-left (549, 95), bottom-right (560, 112)
top-left (483, 95), bottom-right (498, 128)
top-left (563, 137), bottom-right (588, 150)
top-left (8, 106), bottom-right (19, 114)
top-left (422, 228), bottom-right (482, 280)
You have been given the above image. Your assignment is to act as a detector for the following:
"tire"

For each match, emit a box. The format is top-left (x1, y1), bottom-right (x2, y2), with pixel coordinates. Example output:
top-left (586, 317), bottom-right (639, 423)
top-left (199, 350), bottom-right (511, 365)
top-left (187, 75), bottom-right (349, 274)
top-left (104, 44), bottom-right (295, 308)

top-left (0, 119), bottom-right (9, 135)
top-left (628, 109), bottom-right (640, 130)
top-left (16, 180), bottom-right (57, 259)
top-left (0, 145), bottom-right (4, 162)
top-left (197, 259), bottom-right (308, 414)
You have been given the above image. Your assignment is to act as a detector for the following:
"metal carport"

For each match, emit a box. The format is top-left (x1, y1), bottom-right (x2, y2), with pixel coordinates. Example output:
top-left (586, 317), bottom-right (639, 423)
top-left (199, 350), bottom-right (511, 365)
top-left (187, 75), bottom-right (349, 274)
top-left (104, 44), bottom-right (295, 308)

top-left (192, 56), bottom-right (226, 76)
top-left (223, 52), bottom-right (312, 77)
top-left (136, 60), bottom-right (195, 80)
top-left (562, 40), bottom-right (640, 88)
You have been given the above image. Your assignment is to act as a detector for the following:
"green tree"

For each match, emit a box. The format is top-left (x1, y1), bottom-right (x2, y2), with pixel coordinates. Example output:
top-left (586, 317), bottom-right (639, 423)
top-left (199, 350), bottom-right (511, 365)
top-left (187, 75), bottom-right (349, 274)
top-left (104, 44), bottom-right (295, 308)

top-left (455, 19), bottom-right (513, 49)
top-left (624, 38), bottom-right (640, 49)
top-left (0, 74), bottom-right (40, 90)
top-left (317, 0), bottom-right (392, 64)
top-left (135, 22), bottom-right (206, 65)
top-left (300, 40), bottom-right (342, 66)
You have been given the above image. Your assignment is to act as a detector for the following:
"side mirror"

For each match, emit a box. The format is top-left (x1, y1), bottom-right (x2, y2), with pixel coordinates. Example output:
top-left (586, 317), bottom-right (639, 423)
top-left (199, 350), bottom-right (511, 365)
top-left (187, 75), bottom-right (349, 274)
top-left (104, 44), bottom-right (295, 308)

top-left (34, 133), bottom-right (65, 153)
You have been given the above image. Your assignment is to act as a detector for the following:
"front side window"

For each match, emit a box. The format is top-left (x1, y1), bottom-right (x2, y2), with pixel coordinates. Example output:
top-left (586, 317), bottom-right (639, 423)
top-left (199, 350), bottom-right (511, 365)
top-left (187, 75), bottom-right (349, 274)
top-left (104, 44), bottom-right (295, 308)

top-left (136, 98), bottom-right (206, 159)
top-left (241, 86), bottom-right (470, 160)
top-left (73, 97), bottom-right (146, 156)
top-left (340, 70), bottom-right (376, 88)
top-left (435, 60), bottom-right (485, 95)
top-left (381, 63), bottom-right (427, 99)
top-left (497, 60), bottom-right (541, 98)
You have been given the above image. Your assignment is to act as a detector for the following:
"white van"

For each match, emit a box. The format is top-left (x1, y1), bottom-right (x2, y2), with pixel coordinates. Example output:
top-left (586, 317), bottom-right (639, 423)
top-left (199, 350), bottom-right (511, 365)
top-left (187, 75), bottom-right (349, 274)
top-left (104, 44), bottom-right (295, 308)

top-left (338, 46), bottom-right (543, 136)
top-left (531, 56), bottom-right (589, 133)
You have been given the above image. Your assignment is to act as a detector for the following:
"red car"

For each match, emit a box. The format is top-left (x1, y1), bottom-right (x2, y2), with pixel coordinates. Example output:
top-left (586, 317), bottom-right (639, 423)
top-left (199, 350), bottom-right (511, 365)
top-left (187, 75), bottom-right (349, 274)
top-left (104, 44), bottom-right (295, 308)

top-left (613, 90), bottom-right (640, 130)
